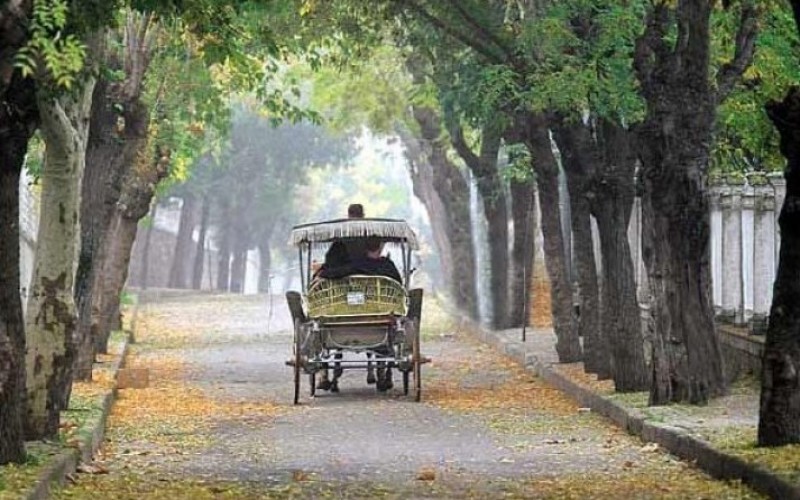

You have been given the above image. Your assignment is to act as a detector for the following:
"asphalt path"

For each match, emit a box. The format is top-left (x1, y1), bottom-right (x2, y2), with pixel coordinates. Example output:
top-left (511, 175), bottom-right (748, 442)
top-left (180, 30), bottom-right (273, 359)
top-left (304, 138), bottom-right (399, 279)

top-left (65, 293), bottom-right (760, 499)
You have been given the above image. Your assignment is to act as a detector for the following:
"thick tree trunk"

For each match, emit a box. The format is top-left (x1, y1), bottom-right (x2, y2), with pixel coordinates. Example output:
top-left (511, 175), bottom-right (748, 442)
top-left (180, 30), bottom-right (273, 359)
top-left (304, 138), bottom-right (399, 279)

top-left (553, 122), bottom-right (602, 374)
top-left (404, 111), bottom-right (478, 320)
top-left (257, 242), bottom-right (272, 293)
top-left (87, 113), bottom-right (149, 354)
top-left (758, 87), bottom-right (800, 446)
top-left (96, 150), bottom-right (170, 352)
top-left (75, 74), bottom-right (148, 380)
top-left (634, 2), bottom-right (728, 405)
top-left (0, 151), bottom-right (27, 463)
top-left (76, 15), bottom-right (155, 378)
top-left (26, 74), bottom-right (95, 439)
top-left (508, 178), bottom-right (536, 328)
top-left (450, 124), bottom-right (509, 328)
top-left (192, 195), bottom-right (210, 290)
top-left (168, 193), bottom-right (198, 289)
top-left (592, 119), bottom-right (648, 391)
top-left (0, 69), bottom-right (36, 463)
top-left (520, 112), bottom-right (581, 362)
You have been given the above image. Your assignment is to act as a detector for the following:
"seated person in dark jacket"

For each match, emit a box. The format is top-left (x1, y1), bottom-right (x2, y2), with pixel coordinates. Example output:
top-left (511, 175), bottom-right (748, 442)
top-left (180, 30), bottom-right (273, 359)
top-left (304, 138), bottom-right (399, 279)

top-left (318, 237), bottom-right (401, 283)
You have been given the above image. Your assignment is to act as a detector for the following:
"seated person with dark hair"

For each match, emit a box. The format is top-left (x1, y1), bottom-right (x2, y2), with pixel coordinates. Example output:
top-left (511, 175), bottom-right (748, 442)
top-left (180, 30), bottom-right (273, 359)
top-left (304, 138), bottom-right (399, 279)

top-left (318, 237), bottom-right (401, 283)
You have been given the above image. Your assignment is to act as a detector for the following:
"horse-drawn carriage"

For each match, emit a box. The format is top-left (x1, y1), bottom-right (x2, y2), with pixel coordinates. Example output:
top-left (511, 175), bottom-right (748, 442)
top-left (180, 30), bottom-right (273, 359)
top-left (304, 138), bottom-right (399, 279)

top-left (285, 218), bottom-right (426, 404)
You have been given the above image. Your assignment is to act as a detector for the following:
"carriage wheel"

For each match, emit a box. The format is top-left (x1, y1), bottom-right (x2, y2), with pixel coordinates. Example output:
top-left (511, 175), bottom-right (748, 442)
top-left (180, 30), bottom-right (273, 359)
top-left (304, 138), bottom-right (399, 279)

top-left (409, 319), bottom-right (422, 402)
top-left (293, 318), bottom-right (303, 405)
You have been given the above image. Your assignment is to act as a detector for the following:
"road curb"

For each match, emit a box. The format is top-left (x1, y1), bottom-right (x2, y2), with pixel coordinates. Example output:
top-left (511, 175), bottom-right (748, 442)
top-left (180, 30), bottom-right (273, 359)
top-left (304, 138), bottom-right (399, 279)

top-left (471, 325), bottom-right (800, 500)
top-left (23, 333), bottom-right (130, 500)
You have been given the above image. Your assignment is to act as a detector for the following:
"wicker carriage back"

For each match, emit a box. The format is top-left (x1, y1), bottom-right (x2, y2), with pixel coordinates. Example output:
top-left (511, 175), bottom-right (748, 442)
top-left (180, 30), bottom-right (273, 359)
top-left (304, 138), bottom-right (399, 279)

top-left (306, 276), bottom-right (407, 319)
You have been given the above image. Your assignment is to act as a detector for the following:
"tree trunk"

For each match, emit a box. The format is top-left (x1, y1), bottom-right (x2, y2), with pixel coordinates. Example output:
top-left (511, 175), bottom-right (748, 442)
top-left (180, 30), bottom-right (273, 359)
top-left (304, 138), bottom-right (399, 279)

top-left (139, 202), bottom-right (158, 291)
top-left (216, 198), bottom-right (232, 292)
top-left (553, 122), bottom-right (602, 374)
top-left (168, 193), bottom-right (198, 289)
top-left (192, 195), bottom-right (210, 290)
top-left (508, 178), bottom-right (536, 328)
top-left (257, 242), bottom-right (272, 293)
top-left (75, 73), bottom-right (148, 380)
top-left (76, 15), bottom-right (156, 378)
top-left (25, 74), bottom-right (95, 439)
top-left (449, 123), bottom-right (509, 329)
top-left (758, 86), bottom-right (800, 446)
top-left (591, 119), bottom-right (648, 391)
top-left (96, 149), bottom-right (170, 352)
top-left (519, 112), bottom-right (582, 362)
top-left (0, 69), bottom-right (36, 463)
top-left (229, 238), bottom-right (247, 294)
top-left (404, 110), bottom-right (479, 320)
top-left (634, 2), bottom-right (728, 405)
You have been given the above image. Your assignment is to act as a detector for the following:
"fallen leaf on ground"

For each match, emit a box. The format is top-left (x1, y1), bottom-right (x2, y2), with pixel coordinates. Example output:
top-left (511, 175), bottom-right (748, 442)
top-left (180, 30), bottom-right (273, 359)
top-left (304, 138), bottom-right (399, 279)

top-left (416, 467), bottom-right (436, 481)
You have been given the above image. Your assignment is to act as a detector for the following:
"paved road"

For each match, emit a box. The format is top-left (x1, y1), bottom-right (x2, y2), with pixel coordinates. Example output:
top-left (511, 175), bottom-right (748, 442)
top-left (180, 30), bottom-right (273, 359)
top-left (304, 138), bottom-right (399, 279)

top-left (59, 294), bottom-right (760, 499)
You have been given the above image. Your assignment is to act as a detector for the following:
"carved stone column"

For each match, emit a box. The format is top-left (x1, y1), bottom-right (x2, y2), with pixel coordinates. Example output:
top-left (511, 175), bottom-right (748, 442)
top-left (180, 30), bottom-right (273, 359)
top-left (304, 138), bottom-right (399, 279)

top-left (751, 173), bottom-right (775, 334)
top-left (708, 177), bottom-right (724, 314)
top-left (720, 177), bottom-right (744, 324)
top-left (741, 182), bottom-right (755, 324)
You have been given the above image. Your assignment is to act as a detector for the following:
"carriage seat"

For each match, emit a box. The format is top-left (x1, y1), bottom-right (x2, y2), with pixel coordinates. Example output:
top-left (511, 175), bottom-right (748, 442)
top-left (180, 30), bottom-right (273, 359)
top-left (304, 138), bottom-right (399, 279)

top-left (306, 275), bottom-right (407, 319)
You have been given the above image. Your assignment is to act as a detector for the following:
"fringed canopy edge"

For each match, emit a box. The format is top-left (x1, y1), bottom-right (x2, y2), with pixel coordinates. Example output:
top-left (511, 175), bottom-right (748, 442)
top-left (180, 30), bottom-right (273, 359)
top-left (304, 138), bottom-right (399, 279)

top-left (289, 218), bottom-right (419, 249)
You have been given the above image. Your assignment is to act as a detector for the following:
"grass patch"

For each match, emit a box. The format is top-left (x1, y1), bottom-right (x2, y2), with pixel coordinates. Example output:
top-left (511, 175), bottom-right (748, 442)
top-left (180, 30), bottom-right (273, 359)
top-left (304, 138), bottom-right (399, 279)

top-left (701, 426), bottom-right (800, 484)
top-left (0, 442), bottom-right (63, 500)
top-left (607, 391), bottom-right (649, 409)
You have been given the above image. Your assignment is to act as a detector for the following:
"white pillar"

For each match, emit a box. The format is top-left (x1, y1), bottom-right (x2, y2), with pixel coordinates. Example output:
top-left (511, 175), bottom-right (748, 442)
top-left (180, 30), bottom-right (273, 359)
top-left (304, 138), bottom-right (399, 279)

top-left (720, 180), bottom-right (744, 324)
top-left (741, 183), bottom-right (755, 324)
top-left (708, 182), bottom-right (723, 313)
top-left (751, 176), bottom-right (775, 334)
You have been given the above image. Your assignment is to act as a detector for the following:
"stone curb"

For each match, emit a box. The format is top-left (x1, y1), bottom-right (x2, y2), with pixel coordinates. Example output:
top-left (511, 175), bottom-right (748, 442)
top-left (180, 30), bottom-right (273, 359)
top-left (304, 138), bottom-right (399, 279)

top-left (23, 333), bottom-right (130, 500)
top-left (470, 324), bottom-right (800, 500)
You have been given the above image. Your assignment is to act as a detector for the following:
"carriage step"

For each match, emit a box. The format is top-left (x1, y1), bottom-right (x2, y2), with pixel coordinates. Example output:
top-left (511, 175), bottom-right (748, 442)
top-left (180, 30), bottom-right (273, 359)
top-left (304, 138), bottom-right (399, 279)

top-left (287, 357), bottom-right (431, 367)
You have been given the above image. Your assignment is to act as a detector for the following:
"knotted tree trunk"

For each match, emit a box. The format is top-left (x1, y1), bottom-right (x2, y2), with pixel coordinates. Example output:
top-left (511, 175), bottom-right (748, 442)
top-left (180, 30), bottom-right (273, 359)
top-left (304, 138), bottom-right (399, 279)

top-left (26, 72), bottom-right (96, 439)
top-left (508, 178), bottom-right (536, 329)
top-left (552, 120), bottom-right (604, 376)
top-left (75, 70), bottom-right (149, 379)
top-left (518, 112), bottom-right (582, 362)
top-left (78, 14), bottom-right (157, 375)
top-left (404, 110), bottom-right (478, 320)
top-left (96, 147), bottom-right (170, 353)
top-left (592, 119), bottom-right (647, 391)
top-left (0, 67), bottom-right (36, 463)
top-left (634, 1), bottom-right (755, 404)
top-left (759, 86), bottom-right (800, 446)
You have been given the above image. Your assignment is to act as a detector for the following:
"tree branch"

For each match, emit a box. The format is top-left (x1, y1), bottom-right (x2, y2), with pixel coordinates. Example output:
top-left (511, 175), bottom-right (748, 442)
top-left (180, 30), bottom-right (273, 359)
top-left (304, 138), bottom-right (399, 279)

top-left (448, 120), bottom-right (481, 172)
top-left (633, 4), bottom-right (671, 99)
top-left (443, 0), bottom-right (518, 66)
top-left (715, 3), bottom-right (759, 104)
top-left (396, 0), bottom-right (508, 65)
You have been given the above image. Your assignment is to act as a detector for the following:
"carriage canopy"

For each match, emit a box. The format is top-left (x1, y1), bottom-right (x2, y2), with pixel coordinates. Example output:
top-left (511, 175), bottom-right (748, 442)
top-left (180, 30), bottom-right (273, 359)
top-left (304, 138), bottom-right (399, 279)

top-left (289, 218), bottom-right (420, 250)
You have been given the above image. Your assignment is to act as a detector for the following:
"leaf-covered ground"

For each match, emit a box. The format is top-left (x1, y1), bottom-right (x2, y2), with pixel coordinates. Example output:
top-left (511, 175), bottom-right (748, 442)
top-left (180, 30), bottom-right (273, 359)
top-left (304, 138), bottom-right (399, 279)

top-left (53, 294), bottom-right (761, 499)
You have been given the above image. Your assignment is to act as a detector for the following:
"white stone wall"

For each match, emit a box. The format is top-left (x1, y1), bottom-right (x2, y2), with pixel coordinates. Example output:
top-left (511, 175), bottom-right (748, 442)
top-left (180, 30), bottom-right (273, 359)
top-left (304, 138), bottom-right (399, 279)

top-left (624, 174), bottom-right (784, 332)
